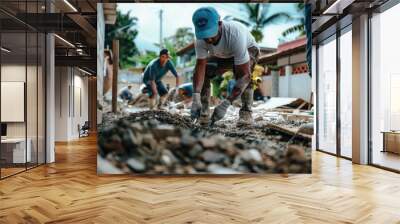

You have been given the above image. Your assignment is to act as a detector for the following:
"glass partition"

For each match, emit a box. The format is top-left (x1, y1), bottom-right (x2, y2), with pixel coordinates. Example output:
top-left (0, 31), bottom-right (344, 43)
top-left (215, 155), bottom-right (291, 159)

top-left (339, 28), bottom-right (352, 158)
top-left (0, 0), bottom-right (46, 179)
top-left (317, 36), bottom-right (337, 154)
top-left (370, 3), bottom-right (400, 171)
top-left (0, 31), bottom-right (28, 177)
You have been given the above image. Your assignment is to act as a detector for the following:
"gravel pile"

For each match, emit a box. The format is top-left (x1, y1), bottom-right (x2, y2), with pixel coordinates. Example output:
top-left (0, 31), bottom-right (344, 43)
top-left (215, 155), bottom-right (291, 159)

top-left (98, 111), bottom-right (311, 174)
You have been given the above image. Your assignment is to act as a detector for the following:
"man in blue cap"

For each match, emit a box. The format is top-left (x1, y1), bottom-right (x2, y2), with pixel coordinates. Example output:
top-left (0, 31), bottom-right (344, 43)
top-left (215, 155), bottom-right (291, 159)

top-left (191, 6), bottom-right (260, 126)
top-left (142, 48), bottom-right (180, 109)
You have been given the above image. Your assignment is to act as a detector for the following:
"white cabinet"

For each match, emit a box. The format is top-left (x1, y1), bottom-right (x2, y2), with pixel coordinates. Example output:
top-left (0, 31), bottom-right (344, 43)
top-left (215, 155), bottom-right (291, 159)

top-left (1, 138), bottom-right (32, 163)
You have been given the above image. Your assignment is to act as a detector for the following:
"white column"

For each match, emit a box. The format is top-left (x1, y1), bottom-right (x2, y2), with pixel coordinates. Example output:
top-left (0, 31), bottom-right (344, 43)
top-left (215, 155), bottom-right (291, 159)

top-left (352, 14), bottom-right (369, 164)
top-left (284, 65), bottom-right (292, 97)
top-left (312, 45), bottom-right (317, 151)
top-left (271, 70), bottom-right (279, 97)
top-left (46, 33), bottom-right (55, 163)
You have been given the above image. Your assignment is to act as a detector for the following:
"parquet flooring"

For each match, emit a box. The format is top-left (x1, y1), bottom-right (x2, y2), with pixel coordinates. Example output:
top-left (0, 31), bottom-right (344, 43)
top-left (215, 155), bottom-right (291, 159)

top-left (0, 135), bottom-right (399, 224)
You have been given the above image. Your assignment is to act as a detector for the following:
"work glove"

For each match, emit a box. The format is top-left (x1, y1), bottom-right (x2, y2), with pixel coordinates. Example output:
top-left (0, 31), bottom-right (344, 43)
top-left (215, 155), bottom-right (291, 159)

top-left (191, 93), bottom-right (202, 120)
top-left (211, 99), bottom-right (231, 123)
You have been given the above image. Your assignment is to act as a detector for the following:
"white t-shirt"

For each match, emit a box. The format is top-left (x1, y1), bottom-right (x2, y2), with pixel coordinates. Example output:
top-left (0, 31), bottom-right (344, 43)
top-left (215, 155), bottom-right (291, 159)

top-left (195, 21), bottom-right (258, 65)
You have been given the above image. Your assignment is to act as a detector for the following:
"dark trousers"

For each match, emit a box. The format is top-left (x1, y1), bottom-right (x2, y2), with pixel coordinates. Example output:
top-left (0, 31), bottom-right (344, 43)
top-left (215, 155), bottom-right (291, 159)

top-left (200, 46), bottom-right (260, 116)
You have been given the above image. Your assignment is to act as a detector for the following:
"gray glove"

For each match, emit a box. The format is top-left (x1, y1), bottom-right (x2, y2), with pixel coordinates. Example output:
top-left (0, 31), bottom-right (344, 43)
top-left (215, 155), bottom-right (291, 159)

top-left (211, 99), bottom-right (231, 123)
top-left (191, 93), bottom-right (202, 120)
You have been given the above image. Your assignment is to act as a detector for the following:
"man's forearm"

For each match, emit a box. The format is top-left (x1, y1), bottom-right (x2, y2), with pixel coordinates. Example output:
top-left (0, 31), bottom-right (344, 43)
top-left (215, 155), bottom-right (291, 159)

top-left (227, 63), bottom-right (251, 102)
top-left (151, 81), bottom-right (158, 97)
top-left (193, 60), bottom-right (206, 93)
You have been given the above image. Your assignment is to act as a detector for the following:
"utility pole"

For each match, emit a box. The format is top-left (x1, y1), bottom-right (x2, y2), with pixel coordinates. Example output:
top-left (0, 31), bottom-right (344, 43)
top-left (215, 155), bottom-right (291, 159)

top-left (159, 9), bottom-right (163, 49)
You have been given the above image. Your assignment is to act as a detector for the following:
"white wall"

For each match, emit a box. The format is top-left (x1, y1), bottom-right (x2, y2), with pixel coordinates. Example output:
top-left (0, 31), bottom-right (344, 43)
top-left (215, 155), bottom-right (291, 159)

top-left (55, 67), bottom-right (89, 141)
top-left (262, 76), bottom-right (272, 96)
top-left (289, 73), bottom-right (312, 101)
top-left (262, 73), bottom-right (311, 101)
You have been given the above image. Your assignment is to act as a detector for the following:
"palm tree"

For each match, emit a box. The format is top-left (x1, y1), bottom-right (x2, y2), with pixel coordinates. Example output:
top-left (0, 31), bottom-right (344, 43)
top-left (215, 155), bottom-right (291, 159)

top-left (174, 27), bottom-right (194, 49)
top-left (105, 10), bottom-right (139, 68)
top-left (225, 3), bottom-right (291, 43)
top-left (282, 3), bottom-right (305, 38)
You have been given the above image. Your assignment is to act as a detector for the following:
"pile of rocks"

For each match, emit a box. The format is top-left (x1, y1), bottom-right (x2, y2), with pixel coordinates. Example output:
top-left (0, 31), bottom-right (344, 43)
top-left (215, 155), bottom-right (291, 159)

top-left (98, 111), bottom-right (311, 174)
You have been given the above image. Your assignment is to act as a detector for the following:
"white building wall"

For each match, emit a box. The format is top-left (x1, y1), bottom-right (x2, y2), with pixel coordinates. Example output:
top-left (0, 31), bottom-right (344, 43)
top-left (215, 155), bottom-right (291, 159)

top-left (289, 73), bottom-right (312, 101)
top-left (262, 73), bottom-right (311, 101)
top-left (279, 75), bottom-right (290, 97)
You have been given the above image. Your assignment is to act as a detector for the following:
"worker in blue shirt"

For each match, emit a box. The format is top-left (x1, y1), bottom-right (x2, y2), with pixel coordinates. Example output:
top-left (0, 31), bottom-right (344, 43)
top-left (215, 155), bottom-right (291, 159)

top-left (119, 85), bottom-right (133, 101)
top-left (142, 49), bottom-right (180, 109)
top-left (178, 83), bottom-right (193, 98)
top-left (175, 83), bottom-right (194, 105)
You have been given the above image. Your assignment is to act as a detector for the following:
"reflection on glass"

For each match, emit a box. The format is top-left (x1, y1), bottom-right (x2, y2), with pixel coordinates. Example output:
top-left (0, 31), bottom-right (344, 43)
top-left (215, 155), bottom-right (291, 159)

top-left (340, 29), bottom-right (352, 158)
top-left (371, 4), bottom-right (400, 171)
top-left (0, 0), bottom-right (47, 179)
top-left (27, 31), bottom-right (38, 169)
top-left (38, 33), bottom-right (46, 165)
top-left (1, 31), bottom-right (27, 177)
top-left (317, 37), bottom-right (337, 154)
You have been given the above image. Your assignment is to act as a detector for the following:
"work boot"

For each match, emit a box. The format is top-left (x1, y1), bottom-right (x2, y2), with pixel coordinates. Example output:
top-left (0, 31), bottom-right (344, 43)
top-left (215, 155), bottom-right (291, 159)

top-left (198, 105), bottom-right (210, 125)
top-left (238, 86), bottom-right (254, 126)
top-left (237, 109), bottom-right (253, 126)
top-left (148, 97), bottom-right (156, 110)
top-left (157, 95), bottom-right (167, 110)
top-left (198, 95), bottom-right (210, 125)
top-left (198, 113), bottom-right (210, 126)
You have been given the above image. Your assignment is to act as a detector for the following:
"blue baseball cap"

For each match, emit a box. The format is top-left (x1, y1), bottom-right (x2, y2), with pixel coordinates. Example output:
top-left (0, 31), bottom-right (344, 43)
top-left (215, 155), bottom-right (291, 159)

top-left (192, 7), bottom-right (220, 39)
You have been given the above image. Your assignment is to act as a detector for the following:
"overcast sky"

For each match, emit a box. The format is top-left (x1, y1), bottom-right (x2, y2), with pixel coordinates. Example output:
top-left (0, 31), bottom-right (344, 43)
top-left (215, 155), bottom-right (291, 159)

top-left (117, 3), bottom-right (304, 50)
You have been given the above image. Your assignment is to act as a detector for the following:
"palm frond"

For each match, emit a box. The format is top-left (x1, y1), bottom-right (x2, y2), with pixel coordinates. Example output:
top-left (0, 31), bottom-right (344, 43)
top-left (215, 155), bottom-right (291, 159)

top-left (282, 24), bottom-right (305, 37)
top-left (261, 12), bottom-right (291, 26)
top-left (224, 15), bottom-right (252, 27)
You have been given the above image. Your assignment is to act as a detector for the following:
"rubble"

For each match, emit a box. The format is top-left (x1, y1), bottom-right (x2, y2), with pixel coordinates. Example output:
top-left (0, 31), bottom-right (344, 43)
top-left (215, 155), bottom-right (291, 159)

top-left (98, 110), bottom-right (311, 174)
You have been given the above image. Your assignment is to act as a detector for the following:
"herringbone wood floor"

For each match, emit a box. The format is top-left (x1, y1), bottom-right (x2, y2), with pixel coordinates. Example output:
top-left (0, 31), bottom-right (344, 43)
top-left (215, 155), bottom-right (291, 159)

top-left (0, 135), bottom-right (399, 224)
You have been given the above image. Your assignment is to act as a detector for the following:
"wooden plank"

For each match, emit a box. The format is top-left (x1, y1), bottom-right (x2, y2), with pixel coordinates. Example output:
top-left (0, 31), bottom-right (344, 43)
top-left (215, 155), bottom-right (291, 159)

top-left (266, 123), bottom-right (312, 140)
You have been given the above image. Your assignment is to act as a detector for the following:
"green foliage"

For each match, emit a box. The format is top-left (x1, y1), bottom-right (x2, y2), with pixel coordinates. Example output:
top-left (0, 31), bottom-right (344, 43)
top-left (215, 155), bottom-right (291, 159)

top-left (164, 41), bottom-right (177, 65)
top-left (135, 40), bottom-right (178, 68)
top-left (267, 64), bottom-right (280, 71)
top-left (105, 10), bottom-right (139, 69)
top-left (135, 51), bottom-right (158, 67)
top-left (282, 3), bottom-right (306, 38)
top-left (173, 27), bottom-right (194, 50)
top-left (229, 3), bottom-right (291, 43)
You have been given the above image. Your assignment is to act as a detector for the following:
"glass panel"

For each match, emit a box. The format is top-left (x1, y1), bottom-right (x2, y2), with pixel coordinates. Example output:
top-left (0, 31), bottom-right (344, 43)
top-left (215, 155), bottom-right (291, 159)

top-left (27, 31), bottom-right (38, 169)
top-left (317, 37), bottom-right (337, 154)
top-left (26, 0), bottom-right (39, 169)
top-left (38, 32), bottom-right (45, 165)
top-left (339, 29), bottom-right (352, 158)
top-left (0, 0), bottom-right (46, 178)
top-left (1, 31), bottom-right (27, 178)
top-left (371, 4), bottom-right (400, 171)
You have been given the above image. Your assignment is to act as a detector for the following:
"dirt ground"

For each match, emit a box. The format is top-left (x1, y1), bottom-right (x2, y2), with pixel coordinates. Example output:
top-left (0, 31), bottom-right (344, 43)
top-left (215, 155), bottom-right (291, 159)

top-left (98, 104), bottom-right (312, 174)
